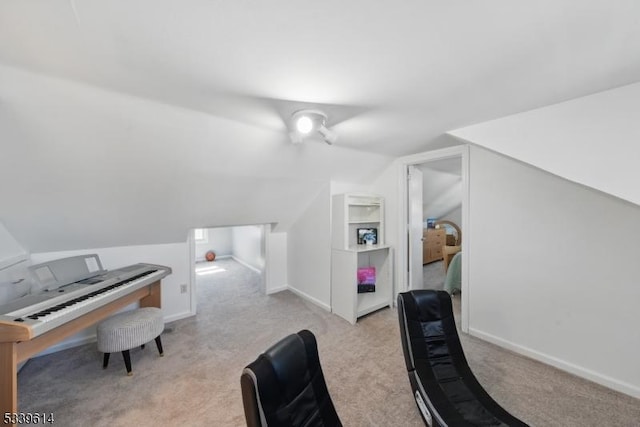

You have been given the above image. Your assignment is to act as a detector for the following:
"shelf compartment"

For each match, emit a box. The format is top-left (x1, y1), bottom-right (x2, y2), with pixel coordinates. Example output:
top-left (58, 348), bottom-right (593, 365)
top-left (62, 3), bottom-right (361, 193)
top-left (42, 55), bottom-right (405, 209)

top-left (331, 246), bottom-right (392, 325)
top-left (357, 292), bottom-right (391, 317)
top-left (348, 205), bottom-right (381, 223)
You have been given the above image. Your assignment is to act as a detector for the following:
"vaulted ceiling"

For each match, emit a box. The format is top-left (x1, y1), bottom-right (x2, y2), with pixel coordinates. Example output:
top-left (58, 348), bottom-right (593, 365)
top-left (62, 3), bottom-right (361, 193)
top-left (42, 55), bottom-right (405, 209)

top-left (1, 1), bottom-right (639, 252)
top-left (419, 158), bottom-right (462, 221)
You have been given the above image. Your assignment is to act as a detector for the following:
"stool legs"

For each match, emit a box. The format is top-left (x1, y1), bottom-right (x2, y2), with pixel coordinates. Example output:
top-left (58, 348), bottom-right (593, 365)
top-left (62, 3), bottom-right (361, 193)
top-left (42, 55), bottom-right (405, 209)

top-left (122, 350), bottom-right (133, 376)
top-left (155, 335), bottom-right (164, 356)
top-left (101, 336), bottom-right (164, 376)
top-left (101, 351), bottom-right (135, 376)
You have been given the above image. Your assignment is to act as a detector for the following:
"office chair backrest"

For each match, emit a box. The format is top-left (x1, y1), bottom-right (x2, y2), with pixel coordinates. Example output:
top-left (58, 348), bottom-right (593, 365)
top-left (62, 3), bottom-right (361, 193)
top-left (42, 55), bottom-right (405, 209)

top-left (241, 329), bottom-right (342, 427)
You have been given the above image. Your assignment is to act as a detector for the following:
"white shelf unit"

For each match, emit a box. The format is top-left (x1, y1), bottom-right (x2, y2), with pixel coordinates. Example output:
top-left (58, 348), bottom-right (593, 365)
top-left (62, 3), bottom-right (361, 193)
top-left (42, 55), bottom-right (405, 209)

top-left (331, 194), bottom-right (393, 324)
top-left (332, 194), bottom-right (384, 250)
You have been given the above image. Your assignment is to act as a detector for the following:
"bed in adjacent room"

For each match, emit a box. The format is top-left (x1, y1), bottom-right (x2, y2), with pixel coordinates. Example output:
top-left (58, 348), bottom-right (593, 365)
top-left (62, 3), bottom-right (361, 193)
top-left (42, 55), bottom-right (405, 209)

top-left (444, 251), bottom-right (462, 294)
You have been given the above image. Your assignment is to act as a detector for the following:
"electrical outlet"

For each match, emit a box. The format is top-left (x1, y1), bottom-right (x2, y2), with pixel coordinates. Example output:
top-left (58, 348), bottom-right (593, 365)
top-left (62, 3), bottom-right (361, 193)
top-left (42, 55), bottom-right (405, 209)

top-left (180, 284), bottom-right (188, 294)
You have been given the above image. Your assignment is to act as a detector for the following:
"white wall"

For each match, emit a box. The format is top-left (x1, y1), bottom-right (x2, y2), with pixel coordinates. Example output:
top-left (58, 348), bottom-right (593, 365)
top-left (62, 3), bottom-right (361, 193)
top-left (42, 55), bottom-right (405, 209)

top-left (0, 220), bottom-right (28, 269)
top-left (287, 185), bottom-right (332, 310)
top-left (329, 181), bottom-right (370, 196)
top-left (30, 242), bottom-right (190, 355)
top-left (0, 222), bottom-right (31, 303)
top-left (370, 160), bottom-right (405, 293)
top-left (467, 145), bottom-right (640, 398)
top-left (231, 225), bottom-right (264, 272)
top-left (195, 227), bottom-right (232, 261)
top-left (266, 230), bottom-right (287, 294)
top-left (441, 205), bottom-right (462, 228)
top-left (450, 82), bottom-right (640, 208)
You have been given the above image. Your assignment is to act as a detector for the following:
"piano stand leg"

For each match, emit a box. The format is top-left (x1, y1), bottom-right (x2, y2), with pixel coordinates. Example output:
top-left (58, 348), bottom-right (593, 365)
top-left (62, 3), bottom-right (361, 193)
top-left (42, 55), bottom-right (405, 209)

top-left (122, 350), bottom-right (133, 376)
top-left (155, 335), bottom-right (164, 357)
top-left (103, 353), bottom-right (110, 369)
top-left (0, 342), bottom-right (18, 420)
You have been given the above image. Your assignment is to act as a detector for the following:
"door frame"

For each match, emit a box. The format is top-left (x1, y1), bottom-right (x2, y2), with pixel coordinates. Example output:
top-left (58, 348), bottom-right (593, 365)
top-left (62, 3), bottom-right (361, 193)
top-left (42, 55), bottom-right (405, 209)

top-left (396, 144), bottom-right (470, 333)
top-left (407, 165), bottom-right (424, 291)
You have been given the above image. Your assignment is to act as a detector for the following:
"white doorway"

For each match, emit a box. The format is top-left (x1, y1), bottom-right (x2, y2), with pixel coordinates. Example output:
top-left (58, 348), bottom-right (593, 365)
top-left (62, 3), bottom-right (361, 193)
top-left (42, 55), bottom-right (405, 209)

top-left (399, 145), bottom-right (470, 332)
top-left (188, 224), bottom-right (267, 315)
top-left (408, 165), bottom-right (424, 290)
top-left (415, 158), bottom-right (463, 291)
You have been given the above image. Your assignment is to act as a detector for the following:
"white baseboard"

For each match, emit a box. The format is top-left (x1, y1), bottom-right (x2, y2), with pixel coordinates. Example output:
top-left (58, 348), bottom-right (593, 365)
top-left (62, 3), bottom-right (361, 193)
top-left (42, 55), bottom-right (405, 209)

top-left (36, 334), bottom-right (97, 357)
top-left (286, 286), bottom-right (331, 312)
top-left (231, 256), bottom-right (262, 274)
top-left (266, 284), bottom-right (289, 295)
top-left (164, 310), bottom-right (194, 323)
top-left (469, 327), bottom-right (640, 399)
top-left (196, 254), bottom-right (231, 263)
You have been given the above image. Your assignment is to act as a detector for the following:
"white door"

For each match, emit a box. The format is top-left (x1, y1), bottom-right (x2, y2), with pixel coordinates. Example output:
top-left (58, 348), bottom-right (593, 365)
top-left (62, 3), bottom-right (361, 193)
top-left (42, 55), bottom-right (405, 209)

top-left (408, 165), bottom-right (423, 290)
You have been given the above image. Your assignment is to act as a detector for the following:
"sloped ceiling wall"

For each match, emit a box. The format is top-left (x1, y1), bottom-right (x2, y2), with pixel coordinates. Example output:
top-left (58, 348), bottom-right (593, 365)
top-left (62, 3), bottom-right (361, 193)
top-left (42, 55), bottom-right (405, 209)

top-left (449, 82), bottom-right (640, 207)
top-left (0, 66), bottom-right (392, 252)
top-left (419, 159), bottom-right (462, 220)
top-left (0, 221), bottom-right (27, 268)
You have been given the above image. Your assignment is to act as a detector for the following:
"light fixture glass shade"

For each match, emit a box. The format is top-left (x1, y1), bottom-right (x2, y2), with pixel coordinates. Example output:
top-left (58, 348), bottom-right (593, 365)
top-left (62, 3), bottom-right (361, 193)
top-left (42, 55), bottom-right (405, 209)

top-left (295, 116), bottom-right (314, 134)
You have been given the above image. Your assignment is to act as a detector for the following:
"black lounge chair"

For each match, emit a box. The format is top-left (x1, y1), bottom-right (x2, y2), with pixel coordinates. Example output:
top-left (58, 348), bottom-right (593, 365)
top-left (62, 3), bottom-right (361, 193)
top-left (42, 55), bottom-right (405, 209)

top-left (241, 330), bottom-right (342, 427)
top-left (398, 290), bottom-right (529, 427)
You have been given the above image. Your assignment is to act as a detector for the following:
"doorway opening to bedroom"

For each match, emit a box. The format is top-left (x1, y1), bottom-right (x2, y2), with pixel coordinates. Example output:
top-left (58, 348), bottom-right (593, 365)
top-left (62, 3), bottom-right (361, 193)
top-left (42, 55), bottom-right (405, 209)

top-left (411, 158), bottom-right (462, 293)
top-left (189, 225), bottom-right (267, 314)
top-left (405, 147), bottom-right (467, 330)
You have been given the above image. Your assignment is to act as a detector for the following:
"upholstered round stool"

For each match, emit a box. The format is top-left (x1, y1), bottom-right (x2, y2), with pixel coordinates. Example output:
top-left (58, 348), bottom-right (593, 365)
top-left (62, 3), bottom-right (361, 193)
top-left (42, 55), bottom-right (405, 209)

top-left (97, 307), bottom-right (164, 376)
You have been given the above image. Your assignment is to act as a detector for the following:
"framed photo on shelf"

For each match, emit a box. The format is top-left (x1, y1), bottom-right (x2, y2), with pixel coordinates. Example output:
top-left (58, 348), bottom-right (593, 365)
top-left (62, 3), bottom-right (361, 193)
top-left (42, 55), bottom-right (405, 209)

top-left (357, 228), bottom-right (377, 245)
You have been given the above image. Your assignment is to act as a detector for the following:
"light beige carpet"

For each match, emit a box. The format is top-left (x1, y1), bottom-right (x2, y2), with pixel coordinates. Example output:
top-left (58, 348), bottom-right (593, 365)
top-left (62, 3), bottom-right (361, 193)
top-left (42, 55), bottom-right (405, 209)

top-left (18, 258), bottom-right (640, 426)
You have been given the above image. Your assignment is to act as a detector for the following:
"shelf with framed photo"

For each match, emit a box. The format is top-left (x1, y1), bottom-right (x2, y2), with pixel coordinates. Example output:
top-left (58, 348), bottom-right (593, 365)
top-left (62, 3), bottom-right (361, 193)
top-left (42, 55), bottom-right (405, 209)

top-left (332, 193), bottom-right (385, 250)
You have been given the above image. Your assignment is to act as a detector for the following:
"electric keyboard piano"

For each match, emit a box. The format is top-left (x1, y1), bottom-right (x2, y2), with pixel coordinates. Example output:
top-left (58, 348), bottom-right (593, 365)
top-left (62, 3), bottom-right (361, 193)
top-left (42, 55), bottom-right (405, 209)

top-left (0, 255), bottom-right (171, 421)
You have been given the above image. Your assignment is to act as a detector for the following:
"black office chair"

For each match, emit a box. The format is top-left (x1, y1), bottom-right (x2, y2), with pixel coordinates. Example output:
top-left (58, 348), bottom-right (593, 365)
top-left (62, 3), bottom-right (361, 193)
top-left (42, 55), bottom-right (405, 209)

top-left (241, 330), bottom-right (342, 427)
top-left (398, 290), bottom-right (529, 427)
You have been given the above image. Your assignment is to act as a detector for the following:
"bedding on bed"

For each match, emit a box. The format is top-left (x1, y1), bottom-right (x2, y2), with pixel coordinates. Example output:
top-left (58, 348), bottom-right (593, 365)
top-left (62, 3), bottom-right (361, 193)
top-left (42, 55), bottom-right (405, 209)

top-left (444, 251), bottom-right (462, 294)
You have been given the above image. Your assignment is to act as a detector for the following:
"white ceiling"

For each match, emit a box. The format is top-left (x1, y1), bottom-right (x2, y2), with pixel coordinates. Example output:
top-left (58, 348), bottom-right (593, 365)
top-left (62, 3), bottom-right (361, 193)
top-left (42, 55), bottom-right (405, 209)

top-left (1, 1), bottom-right (639, 251)
top-left (2, 1), bottom-right (639, 155)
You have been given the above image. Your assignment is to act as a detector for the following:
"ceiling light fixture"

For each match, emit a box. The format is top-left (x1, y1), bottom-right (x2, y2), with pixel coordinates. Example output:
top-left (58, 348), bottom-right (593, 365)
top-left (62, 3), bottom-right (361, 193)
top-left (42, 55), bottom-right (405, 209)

top-left (289, 109), bottom-right (337, 145)
top-left (295, 116), bottom-right (314, 134)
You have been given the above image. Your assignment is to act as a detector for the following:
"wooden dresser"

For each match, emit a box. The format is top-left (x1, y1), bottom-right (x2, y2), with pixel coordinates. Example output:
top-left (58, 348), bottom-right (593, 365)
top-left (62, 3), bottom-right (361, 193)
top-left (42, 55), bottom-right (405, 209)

top-left (423, 228), bottom-right (446, 264)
